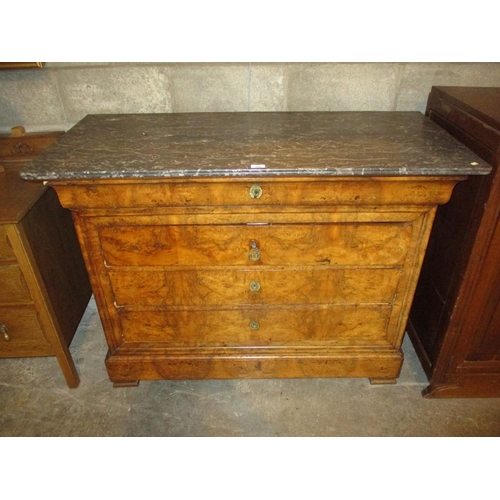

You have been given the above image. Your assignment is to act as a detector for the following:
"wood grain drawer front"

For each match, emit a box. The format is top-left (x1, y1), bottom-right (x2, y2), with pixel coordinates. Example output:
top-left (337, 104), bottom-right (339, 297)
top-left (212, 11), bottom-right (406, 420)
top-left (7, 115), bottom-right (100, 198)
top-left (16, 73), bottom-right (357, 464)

top-left (56, 178), bottom-right (462, 209)
top-left (109, 268), bottom-right (401, 307)
top-left (118, 305), bottom-right (392, 347)
top-left (99, 223), bottom-right (413, 267)
top-left (0, 265), bottom-right (32, 304)
top-left (0, 226), bottom-right (16, 262)
top-left (0, 306), bottom-right (51, 352)
top-left (431, 98), bottom-right (500, 152)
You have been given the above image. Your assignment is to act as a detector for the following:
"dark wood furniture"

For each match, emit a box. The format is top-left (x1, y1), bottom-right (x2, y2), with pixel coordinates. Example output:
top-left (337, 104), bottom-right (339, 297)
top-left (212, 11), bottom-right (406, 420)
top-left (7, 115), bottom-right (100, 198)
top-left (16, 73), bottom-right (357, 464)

top-left (407, 87), bottom-right (500, 398)
top-left (0, 128), bottom-right (92, 388)
top-left (20, 112), bottom-right (489, 387)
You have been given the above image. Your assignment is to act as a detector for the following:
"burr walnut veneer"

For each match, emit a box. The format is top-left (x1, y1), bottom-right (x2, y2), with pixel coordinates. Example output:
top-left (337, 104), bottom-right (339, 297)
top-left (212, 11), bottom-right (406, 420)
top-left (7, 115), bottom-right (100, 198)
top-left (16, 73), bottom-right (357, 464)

top-left (21, 112), bottom-right (490, 387)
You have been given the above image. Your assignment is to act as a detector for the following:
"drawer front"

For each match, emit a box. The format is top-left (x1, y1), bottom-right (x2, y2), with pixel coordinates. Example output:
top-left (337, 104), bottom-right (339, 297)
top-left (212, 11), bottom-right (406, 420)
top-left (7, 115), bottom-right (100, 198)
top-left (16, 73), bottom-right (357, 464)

top-left (0, 226), bottom-right (16, 262)
top-left (109, 268), bottom-right (401, 307)
top-left (56, 178), bottom-right (462, 209)
top-left (118, 305), bottom-right (392, 347)
top-left (99, 223), bottom-right (413, 267)
top-left (430, 98), bottom-right (500, 152)
top-left (0, 265), bottom-right (32, 304)
top-left (0, 306), bottom-right (51, 351)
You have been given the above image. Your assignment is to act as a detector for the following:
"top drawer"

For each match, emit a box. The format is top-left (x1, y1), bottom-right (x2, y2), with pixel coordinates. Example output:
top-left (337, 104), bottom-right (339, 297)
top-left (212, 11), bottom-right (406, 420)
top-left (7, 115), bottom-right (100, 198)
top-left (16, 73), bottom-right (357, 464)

top-left (54, 178), bottom-right (460, 210)
top-left (0, 226), bottom-right (16, 262)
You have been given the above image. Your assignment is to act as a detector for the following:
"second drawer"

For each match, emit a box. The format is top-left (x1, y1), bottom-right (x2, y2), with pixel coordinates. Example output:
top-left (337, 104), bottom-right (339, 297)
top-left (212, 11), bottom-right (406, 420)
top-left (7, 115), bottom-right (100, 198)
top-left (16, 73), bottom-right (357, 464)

top-left (99, 222), bottom-right (413, 267)
top-left (0, 264), bottom-right (32, 304)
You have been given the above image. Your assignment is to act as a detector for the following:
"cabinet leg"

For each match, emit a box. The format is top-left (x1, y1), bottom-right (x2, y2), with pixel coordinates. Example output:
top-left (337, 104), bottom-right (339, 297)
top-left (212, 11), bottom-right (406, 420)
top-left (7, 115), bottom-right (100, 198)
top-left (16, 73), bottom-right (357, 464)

top-left (113, 380), bottom-right (140, 388)
top-left (55, 348), bottom-right (80, 389)
top-left (369, 378), bottom-right (397, 385)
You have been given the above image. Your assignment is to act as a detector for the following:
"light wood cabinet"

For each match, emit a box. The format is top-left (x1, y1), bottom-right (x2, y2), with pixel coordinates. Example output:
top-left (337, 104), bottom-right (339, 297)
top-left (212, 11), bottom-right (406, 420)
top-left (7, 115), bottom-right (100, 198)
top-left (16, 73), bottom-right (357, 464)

top-left (20, 112), bottom-right (489, 387)
top-left (0, 130), bottom-right (92, 388)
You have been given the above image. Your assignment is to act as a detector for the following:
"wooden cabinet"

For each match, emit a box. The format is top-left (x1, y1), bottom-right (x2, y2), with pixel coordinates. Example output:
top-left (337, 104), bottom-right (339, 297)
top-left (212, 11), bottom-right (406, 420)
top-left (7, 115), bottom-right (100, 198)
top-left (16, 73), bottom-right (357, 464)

top-left (407, 87), bottom-right (500, 397)
top-left (20, 112), bottom-right (489, 387)
top-left (0, 129), bottom-right (92, 388)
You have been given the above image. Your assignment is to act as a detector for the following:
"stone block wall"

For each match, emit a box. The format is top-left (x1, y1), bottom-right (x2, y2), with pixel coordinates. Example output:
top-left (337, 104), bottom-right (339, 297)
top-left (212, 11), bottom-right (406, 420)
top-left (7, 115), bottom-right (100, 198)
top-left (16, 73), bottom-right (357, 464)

top-left (1, 62), bottom-right (499, 133)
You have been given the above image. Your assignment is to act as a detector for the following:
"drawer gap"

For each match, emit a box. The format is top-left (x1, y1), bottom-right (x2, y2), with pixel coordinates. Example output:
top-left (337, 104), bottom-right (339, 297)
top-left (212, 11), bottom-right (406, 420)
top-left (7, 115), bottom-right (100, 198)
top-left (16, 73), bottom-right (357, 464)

top-left (116, 303), bottom-right (394, 312)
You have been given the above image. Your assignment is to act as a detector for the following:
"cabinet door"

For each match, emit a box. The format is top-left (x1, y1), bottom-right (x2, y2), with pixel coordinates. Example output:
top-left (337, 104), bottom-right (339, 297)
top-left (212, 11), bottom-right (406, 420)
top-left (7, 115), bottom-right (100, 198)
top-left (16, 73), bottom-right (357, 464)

top-left (453, 211), bottom-right (500, 365)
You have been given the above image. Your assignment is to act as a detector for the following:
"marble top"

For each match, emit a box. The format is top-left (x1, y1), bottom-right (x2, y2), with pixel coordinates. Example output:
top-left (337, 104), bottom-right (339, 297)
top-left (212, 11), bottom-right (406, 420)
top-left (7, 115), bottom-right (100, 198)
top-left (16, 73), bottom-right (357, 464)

top-left (20, 112), bottom-right (491, 180)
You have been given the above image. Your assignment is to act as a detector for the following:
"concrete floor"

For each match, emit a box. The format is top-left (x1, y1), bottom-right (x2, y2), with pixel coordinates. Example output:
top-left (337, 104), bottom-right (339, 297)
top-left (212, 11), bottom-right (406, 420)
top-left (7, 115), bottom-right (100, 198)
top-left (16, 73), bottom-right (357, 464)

top-left (1, 297), bottom-right (499, 437)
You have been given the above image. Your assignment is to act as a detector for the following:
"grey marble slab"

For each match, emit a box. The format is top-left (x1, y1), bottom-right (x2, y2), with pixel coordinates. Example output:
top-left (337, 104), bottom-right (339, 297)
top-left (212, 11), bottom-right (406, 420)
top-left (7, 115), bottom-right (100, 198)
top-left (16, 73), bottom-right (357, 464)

top-left (20, 112), bottom-right (491, 180)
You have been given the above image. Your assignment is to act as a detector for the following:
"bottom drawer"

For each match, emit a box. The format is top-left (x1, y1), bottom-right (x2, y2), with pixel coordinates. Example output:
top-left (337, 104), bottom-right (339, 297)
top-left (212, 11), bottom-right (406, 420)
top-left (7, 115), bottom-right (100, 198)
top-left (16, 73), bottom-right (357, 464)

top-left (118, 305), bottom-right (392, 348)
top-left (0, 306), bottom-right (52, 356)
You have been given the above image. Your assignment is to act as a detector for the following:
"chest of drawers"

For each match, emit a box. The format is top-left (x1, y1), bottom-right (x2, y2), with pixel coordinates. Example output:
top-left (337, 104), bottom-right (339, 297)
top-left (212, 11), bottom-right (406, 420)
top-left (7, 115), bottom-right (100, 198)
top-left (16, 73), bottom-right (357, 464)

top-left (21, 112), bottom-right (490, 387)
top-left (1, 129), bottom-right (92, 388)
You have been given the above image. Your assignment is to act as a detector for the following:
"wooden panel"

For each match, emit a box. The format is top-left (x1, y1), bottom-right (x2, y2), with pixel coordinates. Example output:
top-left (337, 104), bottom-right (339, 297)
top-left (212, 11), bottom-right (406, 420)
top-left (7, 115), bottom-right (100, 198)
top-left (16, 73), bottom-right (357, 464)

top-left (0, 132), bottom-right (64, 161)
top-left (408, 168), bottom-right (490, 371)
top-left (109, 268), bottom-right (401, 307)
top-left (452, 207), bottom-right (500, 364)
top-left (0, 306), bottom-right (52, 354)
top-left (0, 264), bottom-right (32, 304)
top-left (429, 97), bottom-right (500, 151)
top-left (118, 305), bottom-right (392, 347)
top-left (427, 88), bottom-right (500, 142)
top-left (428, 111), bottom-right (496, 165)
top-left (20, 188), bottom-right (92, 346)
top-left (99, 223), bottom-right (413, 267)
top-left (0, 226), bottom-right (16, 262)
top-left (0, 164), bottom-right (47, 225)
top-left (106, 347), bottom-right (404, 382)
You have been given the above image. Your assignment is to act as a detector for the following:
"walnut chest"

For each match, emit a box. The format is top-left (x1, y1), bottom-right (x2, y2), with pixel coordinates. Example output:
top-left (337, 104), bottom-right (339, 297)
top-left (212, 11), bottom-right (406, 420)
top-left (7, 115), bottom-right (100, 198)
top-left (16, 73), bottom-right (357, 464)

top-left (21, 112), bottom-right (490, 387)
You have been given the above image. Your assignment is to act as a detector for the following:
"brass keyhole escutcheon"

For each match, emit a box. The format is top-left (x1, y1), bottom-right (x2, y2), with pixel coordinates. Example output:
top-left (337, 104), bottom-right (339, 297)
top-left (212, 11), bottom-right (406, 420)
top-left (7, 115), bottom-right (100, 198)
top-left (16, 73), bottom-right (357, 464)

top-left (249, 184), bottom-right (263, 199)
top-left (249, 280), bottom-right (261, 292)
top-left (1, 324), bottom-right (9, 342)
top-left (249, 320), bottom-right (260, 331)
top-left (249, 241), bottom-right (261, 262)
